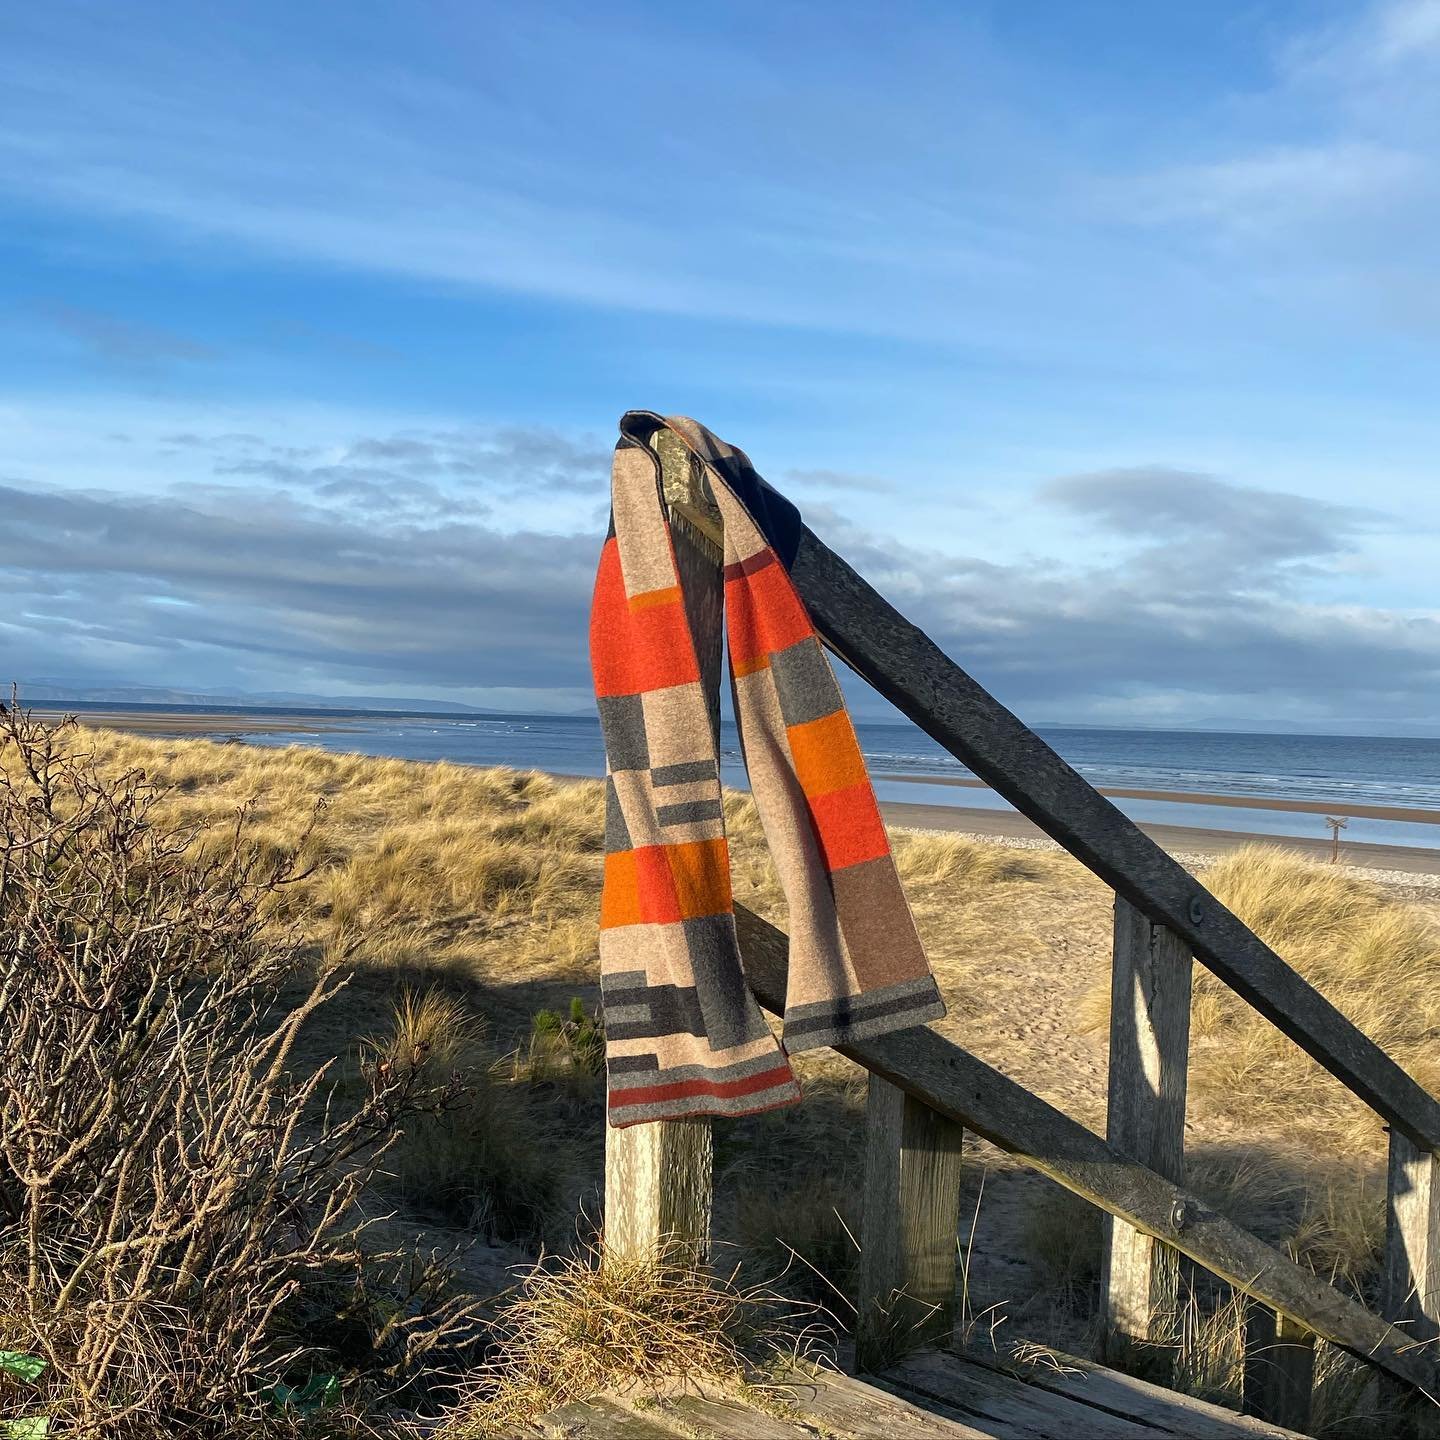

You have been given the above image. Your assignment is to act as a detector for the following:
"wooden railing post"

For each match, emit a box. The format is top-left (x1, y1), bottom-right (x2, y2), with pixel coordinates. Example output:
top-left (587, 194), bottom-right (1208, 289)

top-left (604, 1119), bottom-right (713, 1268)
top-left (1242, 1305), bottom-right (1315, 1434)
top-left (1382, 1129), bottom-right (1440, 1435)
top-left (1101, 896), bottom-right (1192, 1374)
top-left (733, 901), bottom-right (1440, 1397)
top-left (856, 1075), bottom-right (964, 1371)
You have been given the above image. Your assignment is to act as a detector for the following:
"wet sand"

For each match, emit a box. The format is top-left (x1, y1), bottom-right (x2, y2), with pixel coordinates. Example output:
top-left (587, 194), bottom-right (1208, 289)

top-left (881, 795), bottom-right (1440, 876)
top-left (38, 709), bottom-right (362, 736)
top-left (885, 771), bottom-right (1440, 826)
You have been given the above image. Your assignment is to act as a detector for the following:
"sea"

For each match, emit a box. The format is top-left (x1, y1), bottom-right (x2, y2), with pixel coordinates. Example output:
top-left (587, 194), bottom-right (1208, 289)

top-left (204, 711), bottom-right (1440, 853)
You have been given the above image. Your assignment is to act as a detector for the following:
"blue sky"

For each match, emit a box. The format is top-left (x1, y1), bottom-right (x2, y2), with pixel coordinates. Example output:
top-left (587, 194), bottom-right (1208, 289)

top-left (3, 0), bottom-right (1438, 729)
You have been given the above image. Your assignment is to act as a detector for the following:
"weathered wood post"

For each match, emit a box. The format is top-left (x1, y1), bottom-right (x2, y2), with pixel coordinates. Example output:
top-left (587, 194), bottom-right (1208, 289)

top-left (856, 1076), bottom-right (965, 1371)
top-left (604, 1119), bottom-right (713, 1268)
top-left (603, 427), bottom-right (721, 1271)
top-left (1101, 895), bottom-right (1192, 1375)
top-left (1382, 1129), bottom-right (1440, 1436)
top-left (1242, 1304), bottom-right (1316, 1434)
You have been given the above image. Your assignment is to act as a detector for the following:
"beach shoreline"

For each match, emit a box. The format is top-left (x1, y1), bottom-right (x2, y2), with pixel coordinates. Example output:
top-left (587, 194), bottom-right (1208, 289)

top-left (878, 794), bottom-right (1440, 878)
top-left (47, 708), bottom-right (1440, 876)
top-left (883, 771), bottom-right (1440, 826)
top-left (33, 708), bottom-right (369, 736)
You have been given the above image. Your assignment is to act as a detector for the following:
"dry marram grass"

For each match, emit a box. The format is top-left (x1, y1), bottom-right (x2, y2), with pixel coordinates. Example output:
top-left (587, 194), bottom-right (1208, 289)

top-left (1192, 845), bottom-right (1440, 1149)
top-left (6, 715), bottom-right (1438, 1431)
top-left (440, 1247), bottom-right (811, 1437)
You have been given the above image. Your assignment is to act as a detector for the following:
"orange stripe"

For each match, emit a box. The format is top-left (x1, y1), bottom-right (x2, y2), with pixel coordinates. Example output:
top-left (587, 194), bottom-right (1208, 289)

top-left (629, 585), bottom-right (682, 612)
top-left (732, 652), bottom-right (771, 677)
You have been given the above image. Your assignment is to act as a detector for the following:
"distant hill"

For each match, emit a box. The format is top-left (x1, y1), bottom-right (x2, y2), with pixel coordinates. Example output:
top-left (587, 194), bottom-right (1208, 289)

top-left (13, 678), bottom-right (495, 715)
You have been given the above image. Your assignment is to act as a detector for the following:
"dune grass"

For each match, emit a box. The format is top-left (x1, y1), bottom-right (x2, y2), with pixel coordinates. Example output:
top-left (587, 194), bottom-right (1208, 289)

top-left (11, 721), bottom-right (1440, 1429)
top-left (439, 1246), bottom-right (814, 1438)
top-left (1192, 845), bottom-right (1440, 1151)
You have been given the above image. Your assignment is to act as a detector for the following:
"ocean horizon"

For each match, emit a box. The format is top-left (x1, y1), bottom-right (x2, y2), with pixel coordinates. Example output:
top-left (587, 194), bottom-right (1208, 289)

top-left (185, 710), bottom-right (1440, 852)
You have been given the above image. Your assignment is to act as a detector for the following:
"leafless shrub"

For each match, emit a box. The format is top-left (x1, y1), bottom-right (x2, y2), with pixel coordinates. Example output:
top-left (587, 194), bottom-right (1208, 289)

top-left (0, 703), bottom-right (480, 1437)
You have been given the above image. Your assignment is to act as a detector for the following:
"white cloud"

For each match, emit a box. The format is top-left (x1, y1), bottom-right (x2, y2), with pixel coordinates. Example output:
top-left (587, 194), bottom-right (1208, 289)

top-left (1287, 0), bottom-right (1440, 75)
top-left (1132, 143), bottom-right (1422, 233)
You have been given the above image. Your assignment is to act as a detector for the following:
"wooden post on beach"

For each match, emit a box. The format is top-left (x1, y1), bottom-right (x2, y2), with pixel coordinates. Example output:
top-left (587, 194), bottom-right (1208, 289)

top-left (857, 1075), bottom-right (965, 1371)
top-left (1101, 896), bottom-right (1192, 1375)
top-left (604, 1119), bottom-right (713, 1268)
top-left (603, 426), bottom-right (721, 1272)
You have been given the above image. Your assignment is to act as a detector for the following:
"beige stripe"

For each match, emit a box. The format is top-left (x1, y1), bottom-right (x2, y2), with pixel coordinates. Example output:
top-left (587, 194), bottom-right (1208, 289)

top-left (711, 481), bottom-right (770, 564)
top-left (610, 769), bottom-right (666, 849)
top-left (732, 666), bottom-right (860, 1007)
top-left (605, 1030), bottom-right (785, 1066)
top-left (653, 777), bottom-right (721, 807)
top-left (639, 681), bottom-right (713, 770)
top-left (612, 445), bottom-right (678, 596)
top-left (651, 816), bottom-right (726, 846)
top-left (599, 920), bottom-right (696, 988)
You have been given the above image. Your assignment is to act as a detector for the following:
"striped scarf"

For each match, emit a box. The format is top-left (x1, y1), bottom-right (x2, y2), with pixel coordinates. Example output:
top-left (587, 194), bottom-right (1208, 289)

top-left (590, 413), bottom-right (944, 1127)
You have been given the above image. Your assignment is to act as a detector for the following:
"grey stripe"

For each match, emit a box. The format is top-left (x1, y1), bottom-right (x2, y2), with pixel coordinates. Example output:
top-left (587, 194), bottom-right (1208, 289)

top-left (783, 975), bottom-right (941, 1024)
top-left (599, 970), bottom-right (648, 995)
top-left (651, 760), bottom-right (718, 787)
top-left (607, 1049), bottom-right (789, 1092)
top-left (783, 996), bottom-right (945, 1052)
top-left (607, 1053), bottom-right (661, 1075)
top-left (610, 1077), bottom-right (802, 1124)
top-left (783, 984), bottom-right (943, 1039)
top-left (605, 1004), bottom-right (650, 1025)
top-left (657, 799), bottom-right (723, 827)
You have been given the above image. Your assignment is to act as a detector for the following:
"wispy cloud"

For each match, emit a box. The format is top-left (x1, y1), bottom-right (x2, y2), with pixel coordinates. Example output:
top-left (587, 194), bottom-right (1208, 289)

top-left (1108, 0), bottom-right (1440, 326)
top-left (1, 475), bottom-right (600, 700)
top-left (783, 467), bottom-right (895, 496)
top-left (1129, 143), bottom-right (1423, 234)
top-left (37, 302), bottom-right (216, 367)
top-left (812, 486), bottom-right (1439, 726)
top-left (0, 7), bottom-right (1095, 350)
top-left (194, 426), bottom-right (608, 518)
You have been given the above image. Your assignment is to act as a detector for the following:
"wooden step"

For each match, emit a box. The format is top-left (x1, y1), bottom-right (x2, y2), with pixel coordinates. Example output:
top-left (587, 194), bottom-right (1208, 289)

top-left (523, 1346), bottom-right (1313, 1438)
top-left (528, 1368), bottom-right (999, 1437)
top-left (881, 1348), bottom-right (1311, 1439)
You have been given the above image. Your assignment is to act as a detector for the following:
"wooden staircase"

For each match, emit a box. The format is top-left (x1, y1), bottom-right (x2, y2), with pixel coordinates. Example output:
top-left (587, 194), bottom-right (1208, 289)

top-left (593, 418), bottom-right (1440, 1440)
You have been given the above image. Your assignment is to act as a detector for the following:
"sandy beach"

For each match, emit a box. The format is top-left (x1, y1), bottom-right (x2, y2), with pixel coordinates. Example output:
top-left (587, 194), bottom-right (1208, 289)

top-left (879, 793), bottom-right (1440, 877)
top-left (32, 708), bottom-right (365, 736)
top-left (884, 771), bottom-right (1440, 826)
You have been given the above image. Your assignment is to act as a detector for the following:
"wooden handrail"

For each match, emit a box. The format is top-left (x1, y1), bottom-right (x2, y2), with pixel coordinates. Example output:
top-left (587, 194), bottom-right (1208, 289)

top-left (732, 903), bottom-right (1438, 1400)
top-left (603, 420), bottom-right (1440, 1424)
top-left (788, 525), bottom-right (1440, 1153)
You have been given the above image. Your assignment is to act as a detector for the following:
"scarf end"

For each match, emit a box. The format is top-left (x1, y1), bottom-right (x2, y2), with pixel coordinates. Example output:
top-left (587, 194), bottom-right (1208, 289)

top-left (606, 1059), bottom-right (802, 1128)
top-left (781, 979), bottom-right (947, 1056)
